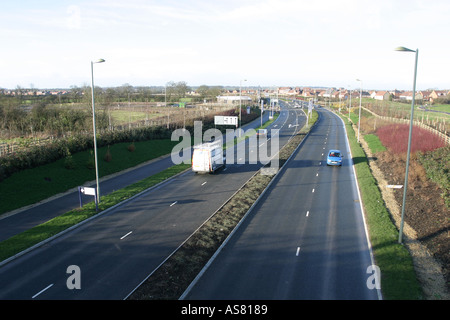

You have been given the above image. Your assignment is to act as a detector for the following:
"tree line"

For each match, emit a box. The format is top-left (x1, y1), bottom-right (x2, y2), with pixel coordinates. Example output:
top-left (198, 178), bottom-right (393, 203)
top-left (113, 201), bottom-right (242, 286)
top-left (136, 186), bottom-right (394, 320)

top-left (0, 83), bottom-right (224, 138)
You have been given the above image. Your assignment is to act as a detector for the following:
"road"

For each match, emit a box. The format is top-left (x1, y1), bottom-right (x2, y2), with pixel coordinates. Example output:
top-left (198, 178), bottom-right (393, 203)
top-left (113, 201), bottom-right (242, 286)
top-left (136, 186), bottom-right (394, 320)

top-left (182, 108), bottom-right (382, 300)
top-left (0, 101), bottom-right (306, 299)
top-left (0, 108), bottom-right (272, 242)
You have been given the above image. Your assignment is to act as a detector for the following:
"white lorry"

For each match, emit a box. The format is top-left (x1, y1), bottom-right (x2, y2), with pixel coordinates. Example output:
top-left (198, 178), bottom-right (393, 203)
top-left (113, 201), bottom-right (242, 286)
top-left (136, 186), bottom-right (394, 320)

top-left (191, 140), bottom-right (225, 173)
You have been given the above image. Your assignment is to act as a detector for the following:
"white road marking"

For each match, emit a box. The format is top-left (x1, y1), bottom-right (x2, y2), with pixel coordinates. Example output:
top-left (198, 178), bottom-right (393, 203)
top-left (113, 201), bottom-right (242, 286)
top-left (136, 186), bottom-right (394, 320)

top-left (306, 211), bottom-right (310, 217)
top-left (201, 182), bottom-right (207, 186)
top-left (170, 201), bottom-right (178, 207)
top-left (120, 231), bottom-right (133, 240)
top-left (312, 188), bottom-right (315, 193)
top-left (32, 283), bottom-right (54, 299)
top-left (296, 247), bottom-right (301, 256)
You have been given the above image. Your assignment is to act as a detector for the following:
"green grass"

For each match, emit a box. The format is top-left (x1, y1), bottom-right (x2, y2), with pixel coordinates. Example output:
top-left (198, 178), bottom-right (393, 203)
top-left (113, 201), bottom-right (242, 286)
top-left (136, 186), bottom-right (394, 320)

top-left (364, 134), bottom-right (387, 154)
top-left (0, 163), bottom-right (190, 262)
top-left (0, 139), bottom-right (180, 215)
top-left (339, 114), bottom-right (422, 300)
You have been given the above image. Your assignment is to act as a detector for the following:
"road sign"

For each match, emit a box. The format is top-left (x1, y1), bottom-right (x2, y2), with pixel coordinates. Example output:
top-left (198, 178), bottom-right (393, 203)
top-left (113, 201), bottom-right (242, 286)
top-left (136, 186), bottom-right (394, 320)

top-left (80, 186), bottom-right (96, 195)
top-left (78, 186), bottom-right (99, 211)
top-left (214, 116), bottom-right (238, 126)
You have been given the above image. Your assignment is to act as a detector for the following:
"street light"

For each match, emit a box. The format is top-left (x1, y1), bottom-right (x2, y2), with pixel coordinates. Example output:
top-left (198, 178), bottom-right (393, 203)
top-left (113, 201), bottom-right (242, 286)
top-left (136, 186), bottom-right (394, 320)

top-left (395, 46), bottom-right (419, 244)
top-left (356, 79), bottom-right (362, 142)
top-left (91, 58), bottom-right (105, 208)
top-left (239, 79), bottom-right (247, 137)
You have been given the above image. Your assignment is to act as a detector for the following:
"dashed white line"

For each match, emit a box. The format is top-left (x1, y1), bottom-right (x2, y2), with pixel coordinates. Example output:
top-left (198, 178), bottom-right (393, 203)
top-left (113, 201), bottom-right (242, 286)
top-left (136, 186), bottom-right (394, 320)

top-left (296, 247), bottom-right (301, 256)
top-left (32, 283), bottom-right (54, 299)
top-left (170, 201), bottom-right (178, 207)
top-left (312, 188), bottom-right (315, 193)
top-left (306, 211), bottom-right (310, 217)
top-left (120, 231), bottom-right (133, 240)
top-left (201, 182), bottom-right (207, 186)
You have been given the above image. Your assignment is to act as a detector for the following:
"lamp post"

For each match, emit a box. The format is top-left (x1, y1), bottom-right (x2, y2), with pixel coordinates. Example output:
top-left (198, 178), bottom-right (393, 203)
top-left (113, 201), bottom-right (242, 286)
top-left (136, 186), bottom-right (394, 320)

top-left (395, 46), bottom-right (419, 244)
top-left (91, 58), bottom-right (105, 207)
top-left (356, 79), bottom-right (362, 142)
top-left (239, 79), bottom-right (247, 137)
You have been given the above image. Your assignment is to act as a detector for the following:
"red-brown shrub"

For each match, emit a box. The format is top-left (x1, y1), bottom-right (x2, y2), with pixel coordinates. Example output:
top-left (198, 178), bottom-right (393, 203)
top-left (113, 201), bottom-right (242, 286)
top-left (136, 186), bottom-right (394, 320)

top-left (376, 124), bottom-right (446, 154)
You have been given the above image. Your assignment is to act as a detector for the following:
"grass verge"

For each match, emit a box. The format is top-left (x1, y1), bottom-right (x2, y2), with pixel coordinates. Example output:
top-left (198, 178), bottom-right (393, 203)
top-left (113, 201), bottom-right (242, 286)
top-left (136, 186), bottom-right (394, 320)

top-left (338, 112), bottom-right (423, 299)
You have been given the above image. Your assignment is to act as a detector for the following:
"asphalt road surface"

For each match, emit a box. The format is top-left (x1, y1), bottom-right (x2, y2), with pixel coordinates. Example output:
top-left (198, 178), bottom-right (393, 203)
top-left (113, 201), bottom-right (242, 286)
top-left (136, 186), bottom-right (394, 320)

top-left (0, 102), bottom-right (306, 299)
top-left (183, 108), bottom-right (382, 300)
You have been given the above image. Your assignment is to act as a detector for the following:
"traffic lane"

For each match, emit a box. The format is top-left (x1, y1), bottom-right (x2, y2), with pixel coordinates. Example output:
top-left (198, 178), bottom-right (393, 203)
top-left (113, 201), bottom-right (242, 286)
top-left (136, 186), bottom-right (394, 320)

top-left (183, 108), bottom-right (378, 300)
top-left (183, 110), bottom-right (319, 300)
top-left (182, 124), bottom-right (322, 300)
top-left (0, 106), bottom-right (298, 299)
top-left (0, 166), bottom-right (262, 299)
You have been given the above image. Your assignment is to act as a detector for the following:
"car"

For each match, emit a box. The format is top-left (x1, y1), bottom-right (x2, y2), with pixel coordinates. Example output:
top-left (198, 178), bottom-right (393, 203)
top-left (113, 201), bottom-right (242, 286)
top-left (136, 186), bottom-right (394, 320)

top-left (327, 149), bottom-right (343, 166)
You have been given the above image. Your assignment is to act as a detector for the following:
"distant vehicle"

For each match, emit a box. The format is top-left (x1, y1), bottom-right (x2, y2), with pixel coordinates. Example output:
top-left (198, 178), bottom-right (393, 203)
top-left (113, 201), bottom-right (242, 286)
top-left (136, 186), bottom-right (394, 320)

top-left (257, 129), bottom-right (268, 136)
top-left (326, 149), bottom-right (343, 166)
top-left (192, 141), bottom-right (225, 173)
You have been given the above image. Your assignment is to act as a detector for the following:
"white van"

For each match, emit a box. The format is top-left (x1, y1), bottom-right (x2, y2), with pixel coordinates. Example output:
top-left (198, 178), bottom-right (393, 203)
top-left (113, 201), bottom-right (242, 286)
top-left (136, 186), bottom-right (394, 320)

top-left (192, 141), bottom-right (225, 173)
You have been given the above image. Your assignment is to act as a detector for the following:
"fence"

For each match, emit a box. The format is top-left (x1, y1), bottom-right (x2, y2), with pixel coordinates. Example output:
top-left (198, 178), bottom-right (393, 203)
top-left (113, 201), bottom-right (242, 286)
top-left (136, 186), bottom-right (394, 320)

top-left (361, 106), bottom-right (450, 145)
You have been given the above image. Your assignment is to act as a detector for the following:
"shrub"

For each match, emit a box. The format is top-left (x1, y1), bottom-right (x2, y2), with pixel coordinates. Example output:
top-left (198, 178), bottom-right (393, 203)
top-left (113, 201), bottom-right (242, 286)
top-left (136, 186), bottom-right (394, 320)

top-left (127, 142), bottom-right (136, 152)
top-left (376, 124), bottom-right (446, 154)
top-left (104, 146), bottom-right (112, 162)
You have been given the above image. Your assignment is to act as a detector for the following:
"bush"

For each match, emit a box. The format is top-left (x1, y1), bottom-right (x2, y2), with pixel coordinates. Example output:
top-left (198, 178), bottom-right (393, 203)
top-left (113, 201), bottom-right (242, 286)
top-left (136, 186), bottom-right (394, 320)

top-left (104, 146), bottom-right (112, 162)
top-left (127, 142), bottom-right (135, 152)
top-left (376, 124), bottom-right (446, 154)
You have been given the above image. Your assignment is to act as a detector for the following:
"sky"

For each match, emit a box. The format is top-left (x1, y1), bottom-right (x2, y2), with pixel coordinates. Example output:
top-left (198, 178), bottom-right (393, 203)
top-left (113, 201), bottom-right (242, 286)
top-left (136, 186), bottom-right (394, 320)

top-left (1, 0), bottom-right (449, 91)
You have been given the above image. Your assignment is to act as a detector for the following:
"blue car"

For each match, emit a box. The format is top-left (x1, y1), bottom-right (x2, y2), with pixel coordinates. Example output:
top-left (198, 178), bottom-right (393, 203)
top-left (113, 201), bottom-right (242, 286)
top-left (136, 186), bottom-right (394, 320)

top-left (327, 149), bottom-right (343, 166)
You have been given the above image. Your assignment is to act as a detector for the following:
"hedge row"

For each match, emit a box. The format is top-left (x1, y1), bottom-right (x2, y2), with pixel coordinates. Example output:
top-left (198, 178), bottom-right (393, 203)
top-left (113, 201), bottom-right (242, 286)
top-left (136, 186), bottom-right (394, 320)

top-left (0, 108), bottom-right (259, 182)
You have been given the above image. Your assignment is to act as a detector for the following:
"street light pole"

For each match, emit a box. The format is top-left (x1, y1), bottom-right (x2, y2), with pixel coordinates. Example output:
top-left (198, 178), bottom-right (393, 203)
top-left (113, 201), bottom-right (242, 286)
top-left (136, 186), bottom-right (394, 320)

top-left (356, 79), bottom-right (362, 142)
top-left (91, 59), bottom-right (105, 207)
top-left (239, 79), bottom-right (247, 137)
top-left (395, 47), bottom-right (419, 244)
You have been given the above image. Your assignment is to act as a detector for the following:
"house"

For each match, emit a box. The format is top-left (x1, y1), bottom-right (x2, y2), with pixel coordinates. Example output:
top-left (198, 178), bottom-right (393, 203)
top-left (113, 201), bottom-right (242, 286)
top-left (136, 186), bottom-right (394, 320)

top-left (399, 91), bottom-right (423, 101)
top-left (217, 95), bottom-right (252, 105)
top-left (429, 90), bottom-right (448, 102)
top-left (372, 91), bottom-right (391, 101)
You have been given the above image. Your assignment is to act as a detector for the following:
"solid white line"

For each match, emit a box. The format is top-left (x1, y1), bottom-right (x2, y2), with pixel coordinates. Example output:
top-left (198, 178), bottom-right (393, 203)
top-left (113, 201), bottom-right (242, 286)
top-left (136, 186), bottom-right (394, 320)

top-left (296, 247), bottom-right (301, 256)
top-left (170, 201), bottom-right (178, 207)
top-left (120, 231), bottom-right (133, 240)
top-left (32, 283), bottom-right (54, 299)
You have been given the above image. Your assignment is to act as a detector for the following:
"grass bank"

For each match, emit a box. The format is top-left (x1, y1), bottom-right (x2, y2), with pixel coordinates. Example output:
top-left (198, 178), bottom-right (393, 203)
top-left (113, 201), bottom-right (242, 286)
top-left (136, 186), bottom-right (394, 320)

top-left (0, 139), bottom-right (180, 215)
top-left (339, 112), bottom-right (422, 299)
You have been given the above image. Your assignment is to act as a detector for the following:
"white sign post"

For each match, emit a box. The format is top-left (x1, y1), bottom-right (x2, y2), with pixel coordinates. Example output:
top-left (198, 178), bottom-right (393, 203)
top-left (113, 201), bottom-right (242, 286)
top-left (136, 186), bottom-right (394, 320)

top-left (78, 186), bottom-right (99, 211)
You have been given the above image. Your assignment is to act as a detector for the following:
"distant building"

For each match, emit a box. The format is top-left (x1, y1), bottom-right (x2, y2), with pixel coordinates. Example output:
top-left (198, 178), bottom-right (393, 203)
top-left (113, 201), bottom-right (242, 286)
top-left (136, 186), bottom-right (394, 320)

top-left (217, 95), bottom-right (252, 105)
